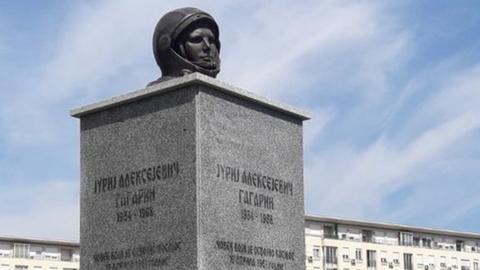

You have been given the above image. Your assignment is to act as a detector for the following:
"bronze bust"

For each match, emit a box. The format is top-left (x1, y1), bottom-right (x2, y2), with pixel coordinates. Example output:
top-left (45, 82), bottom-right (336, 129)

top-left (148, 7), bottom-right (221, 86)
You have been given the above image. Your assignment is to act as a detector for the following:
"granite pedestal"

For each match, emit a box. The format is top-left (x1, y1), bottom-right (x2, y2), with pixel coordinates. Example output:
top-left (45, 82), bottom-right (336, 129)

top-left (71, 73), bottom-right (310, 270)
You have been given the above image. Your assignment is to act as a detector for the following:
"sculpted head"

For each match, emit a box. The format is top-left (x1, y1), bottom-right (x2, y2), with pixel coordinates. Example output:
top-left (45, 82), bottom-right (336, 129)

top-left (149, 7), bottom-right (221, 85)
top-left (175, 21), bottom-right (220, 70)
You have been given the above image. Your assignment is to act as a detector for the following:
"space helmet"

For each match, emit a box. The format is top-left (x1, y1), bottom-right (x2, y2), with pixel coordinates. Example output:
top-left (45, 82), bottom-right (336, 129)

top-left (148, 7), bottom-right (221, 85)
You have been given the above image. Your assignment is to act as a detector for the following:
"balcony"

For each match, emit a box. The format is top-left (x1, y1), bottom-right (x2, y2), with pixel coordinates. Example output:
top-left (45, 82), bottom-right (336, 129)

top-left (324, 233), bottom-right (338, 239)
top-left (0, 251), bottom-right (79, 263)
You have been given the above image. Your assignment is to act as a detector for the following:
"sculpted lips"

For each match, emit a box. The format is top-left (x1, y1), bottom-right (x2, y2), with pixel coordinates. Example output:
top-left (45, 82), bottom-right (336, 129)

top-left (201, 56), bottom-right (214, 61)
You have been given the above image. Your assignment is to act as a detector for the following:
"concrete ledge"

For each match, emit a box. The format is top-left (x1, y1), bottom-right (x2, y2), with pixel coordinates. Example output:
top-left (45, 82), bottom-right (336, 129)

top-left (70, 73), bottom-right (311, 120)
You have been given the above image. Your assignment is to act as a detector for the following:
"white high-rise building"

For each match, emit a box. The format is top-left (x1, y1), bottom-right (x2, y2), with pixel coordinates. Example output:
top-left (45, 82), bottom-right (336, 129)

top-left (305, 216), bottom-right (480, 270)
top-left (0, 236), bottom-right (79, 270)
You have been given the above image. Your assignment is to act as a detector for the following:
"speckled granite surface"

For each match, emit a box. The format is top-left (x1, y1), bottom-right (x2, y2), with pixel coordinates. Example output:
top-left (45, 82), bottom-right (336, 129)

top-left (74, 75), bottom-right (308, 270)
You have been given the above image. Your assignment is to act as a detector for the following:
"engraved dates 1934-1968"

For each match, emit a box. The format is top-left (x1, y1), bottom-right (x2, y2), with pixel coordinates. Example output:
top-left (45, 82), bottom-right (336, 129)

top-left (116, 207), bottom-right (154, 223)
top-left (241, 208), bottom-right (273, 225)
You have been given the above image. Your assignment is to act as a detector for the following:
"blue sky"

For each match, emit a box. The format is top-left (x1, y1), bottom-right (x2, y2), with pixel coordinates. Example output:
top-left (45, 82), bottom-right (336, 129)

top-left (0, 0), bottom-right (479, 241)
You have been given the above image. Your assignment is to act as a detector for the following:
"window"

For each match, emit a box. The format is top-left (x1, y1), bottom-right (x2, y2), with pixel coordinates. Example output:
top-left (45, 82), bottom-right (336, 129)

top-left (423, 238), bottom-right (433, 248)
top-left (404, 253), bottom-right (413, 270)
top-left (356, 249), bottom-right (362, 261)
top-left (363, 230), bottom-right (374, 243)
top-left (14, 244), bottom-right (29, 259)
top-left (440, 257), bottom-right (447, 270)
top-left (393, 253), bottom-right (400, 265)
top-left (61, 249), bottom-right (73, 261)
top-left (456, 241), bottom-right (464, 252)
top-left (399, 232), bottom-right (413, 246)
top-left (342, 248), bottom-right (350, 261)
top-left (452, 258), bottom-right (458, 269)
top-left (473, 262), bottom-right (478, 270)
top-left (313, 246), bottom-right (321, 259)
top-left (428, 256), bottom-right (435, 269)
top-left (461, 260), bottom-right (470, 270)
top-left (381, 251), bottom-right (388, 265)
top-left (367, 250), bottom-right (376, 268)
top-left (72, 253), bottom-right (80, 263)
top-left (324, 246), bottom-right (338, 264)
top-left (14, 266), bottom-right (28, 270)
top-left (324, 226), bottom-right (337, 239)
top-left (29, 246), bottom-right (43, 260)
top-left (417, 255), bottom-right (424, 268)
top-left (413, 237), bottom-right (420, 246)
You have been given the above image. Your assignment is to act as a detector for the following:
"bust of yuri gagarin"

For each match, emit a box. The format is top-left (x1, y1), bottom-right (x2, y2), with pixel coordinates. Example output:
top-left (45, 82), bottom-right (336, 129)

top-left (148, 7), bottom-right (221, 86)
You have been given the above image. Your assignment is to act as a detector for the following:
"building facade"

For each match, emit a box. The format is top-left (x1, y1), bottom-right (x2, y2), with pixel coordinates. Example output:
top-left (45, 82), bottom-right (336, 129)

top-left (305, 216), bottom-right (480, 270)
top-left (1, 215), bottom-right (478, 270)
top-left (0, 236), bottom-right (79, 270)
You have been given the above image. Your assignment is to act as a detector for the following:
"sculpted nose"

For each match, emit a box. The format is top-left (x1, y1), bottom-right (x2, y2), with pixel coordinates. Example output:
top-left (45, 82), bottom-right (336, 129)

top-left (202, 37), bottom-right (212, 51)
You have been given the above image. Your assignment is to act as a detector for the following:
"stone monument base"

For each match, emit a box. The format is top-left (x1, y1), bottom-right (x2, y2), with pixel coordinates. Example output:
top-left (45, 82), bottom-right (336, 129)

top-left (71, 73), bottom-right (310, 270)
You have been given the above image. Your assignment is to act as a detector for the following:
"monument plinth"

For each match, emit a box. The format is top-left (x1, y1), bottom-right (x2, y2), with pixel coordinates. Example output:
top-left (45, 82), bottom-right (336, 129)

top-left (71, 73), bottom-right (310, 270)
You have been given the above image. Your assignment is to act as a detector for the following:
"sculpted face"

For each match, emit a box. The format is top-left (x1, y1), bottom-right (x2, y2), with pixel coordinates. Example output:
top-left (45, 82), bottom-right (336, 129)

top-left (149, 8), bottom-right (221, 85)
top-left (183, 27), bottom-right (219, 70)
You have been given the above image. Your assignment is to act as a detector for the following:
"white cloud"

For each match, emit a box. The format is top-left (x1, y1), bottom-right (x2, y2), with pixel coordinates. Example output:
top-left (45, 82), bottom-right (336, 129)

top-left (305, 63), bottom-right (480, 222)
top-left (304, 108), bottom-right (335, 152)
top-left (220, 0), bottom-right (408, 99)
top-left (426, 64), bottom-right (480, 119)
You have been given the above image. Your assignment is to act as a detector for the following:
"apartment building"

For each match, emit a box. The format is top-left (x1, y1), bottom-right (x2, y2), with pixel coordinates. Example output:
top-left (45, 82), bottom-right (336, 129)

top-left (305, 216), bottom-right (480, 270)
top-left (0, 235), bottom-right (79, 270)
top-left (1, 215), bottom-right (478, 270)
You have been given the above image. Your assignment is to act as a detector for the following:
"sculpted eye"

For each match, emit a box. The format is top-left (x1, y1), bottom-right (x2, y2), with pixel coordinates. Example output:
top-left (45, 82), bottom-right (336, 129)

top-left (190, 36), bottom-right (202, 43)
